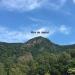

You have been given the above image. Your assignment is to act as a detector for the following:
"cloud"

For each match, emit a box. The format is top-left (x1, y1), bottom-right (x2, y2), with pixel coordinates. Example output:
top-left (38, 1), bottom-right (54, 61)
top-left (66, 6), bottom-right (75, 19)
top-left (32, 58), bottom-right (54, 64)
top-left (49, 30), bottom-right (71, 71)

top-left (34, 27), bottom-right (55, 37)
top-left (0, 0), bottom-right (67, 11)
top-left (73, 0), bottom-right (75, 3)
top-left (0, 0), bottom-right (42, 11)
top-left (0, 26), bottom-right (53, 42)
top-left (43, 0), bottom-right (67, 10)
top-left (22, 27), bottom-right (56, 40)
top-left (0, 26), bottom-right (27, 42)
top-left (69, 41), bottom-right (75, 44)
top-left (59, 25), bottom-right (71, 35)
top-left (0, 25), bottom-right (71, 43)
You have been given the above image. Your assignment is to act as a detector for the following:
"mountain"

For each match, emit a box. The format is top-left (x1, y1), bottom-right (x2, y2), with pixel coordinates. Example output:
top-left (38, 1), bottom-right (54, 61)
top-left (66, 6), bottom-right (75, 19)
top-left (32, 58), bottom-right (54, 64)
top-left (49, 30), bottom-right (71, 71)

top-left (0, 36), bottom-right (75, 75)
top-left (0, 36), bottom-right (75, 57)
top-left (20, 36), bottom-right (75, 56)
top-left (0, 36), bottom-right (75, 62)
top-left (22, 36), bottom-right (60, 55)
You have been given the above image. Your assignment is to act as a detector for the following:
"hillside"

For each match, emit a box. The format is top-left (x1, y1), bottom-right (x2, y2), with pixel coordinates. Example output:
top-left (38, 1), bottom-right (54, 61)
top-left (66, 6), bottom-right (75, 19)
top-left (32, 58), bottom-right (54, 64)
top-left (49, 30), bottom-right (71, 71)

top-left (21, 36), bottom-right (75, 55)
top-left (0, 36), bottom-right (75, 59)
top-left (0, 36), bottom-right (75, 75)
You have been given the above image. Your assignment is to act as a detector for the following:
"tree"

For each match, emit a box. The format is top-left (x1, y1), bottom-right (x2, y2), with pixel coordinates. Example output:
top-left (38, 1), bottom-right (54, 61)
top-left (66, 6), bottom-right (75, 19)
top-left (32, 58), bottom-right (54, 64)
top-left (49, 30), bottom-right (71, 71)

top-left (9, 64), bottom-right (23, 75)
top-left (0, 63), bottom-right (6, 75)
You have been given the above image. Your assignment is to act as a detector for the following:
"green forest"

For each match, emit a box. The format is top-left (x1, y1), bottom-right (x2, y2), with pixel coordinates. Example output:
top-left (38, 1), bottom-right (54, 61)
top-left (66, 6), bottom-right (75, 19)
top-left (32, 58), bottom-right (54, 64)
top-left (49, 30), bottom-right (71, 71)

top-left (0, 36), bottom-right (75, 75)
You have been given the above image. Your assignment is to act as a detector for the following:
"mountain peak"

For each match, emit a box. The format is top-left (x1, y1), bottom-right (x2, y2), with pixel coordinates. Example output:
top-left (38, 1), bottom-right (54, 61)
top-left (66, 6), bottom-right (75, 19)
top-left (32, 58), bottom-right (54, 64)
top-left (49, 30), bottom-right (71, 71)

top-left (24, 36), bottom-right (56, 49)
top-left (22, 36), bottom-right (60, 55)
top-left (29, 36), bottom-right (47, 40)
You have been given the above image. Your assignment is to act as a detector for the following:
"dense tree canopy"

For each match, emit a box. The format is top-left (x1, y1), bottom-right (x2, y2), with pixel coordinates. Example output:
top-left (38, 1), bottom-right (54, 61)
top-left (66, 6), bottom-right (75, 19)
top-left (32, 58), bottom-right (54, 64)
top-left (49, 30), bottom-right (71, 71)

top-left (0, 37), bottom-right (75, 75)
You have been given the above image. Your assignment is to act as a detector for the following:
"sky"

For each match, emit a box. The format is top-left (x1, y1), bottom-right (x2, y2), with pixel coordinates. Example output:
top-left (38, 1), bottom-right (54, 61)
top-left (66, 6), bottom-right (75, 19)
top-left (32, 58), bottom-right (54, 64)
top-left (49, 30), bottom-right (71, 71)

top-left (0, 0), bottom-right (75, 45)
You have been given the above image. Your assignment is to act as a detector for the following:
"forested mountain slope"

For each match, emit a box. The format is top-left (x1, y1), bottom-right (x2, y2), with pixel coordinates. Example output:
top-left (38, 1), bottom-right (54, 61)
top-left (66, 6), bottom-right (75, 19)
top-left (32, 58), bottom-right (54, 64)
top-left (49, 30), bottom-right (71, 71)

top-left (0, 36), bottom-right (75, 75)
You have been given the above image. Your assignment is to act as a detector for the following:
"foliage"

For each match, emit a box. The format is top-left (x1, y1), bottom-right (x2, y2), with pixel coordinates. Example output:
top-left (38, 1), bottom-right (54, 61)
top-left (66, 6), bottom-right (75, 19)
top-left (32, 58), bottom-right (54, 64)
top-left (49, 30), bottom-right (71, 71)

top-left (0, 36), bottom-right (75, 75)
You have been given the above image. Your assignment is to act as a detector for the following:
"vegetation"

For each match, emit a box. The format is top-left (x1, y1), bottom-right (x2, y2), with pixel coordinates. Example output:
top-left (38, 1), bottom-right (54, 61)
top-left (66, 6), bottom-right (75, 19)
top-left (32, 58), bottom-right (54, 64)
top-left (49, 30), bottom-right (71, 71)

top-left (0, 36), bottom-right (75, 75)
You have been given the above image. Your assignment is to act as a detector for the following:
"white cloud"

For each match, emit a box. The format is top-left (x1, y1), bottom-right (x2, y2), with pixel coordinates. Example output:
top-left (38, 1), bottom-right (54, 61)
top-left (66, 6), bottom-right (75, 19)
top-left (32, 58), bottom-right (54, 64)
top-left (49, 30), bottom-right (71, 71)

top-left (35, 27), bottom-right (55, 37)
top-left (73, 0), bottom-right (75, 3)
top-left (0, 25), bottom-right (71, 43)
top-left (24, 27), bottom-right (55, 40)
top-left (0, 26), bottom-right (26, 42)
top-left (0, 0), bottom-right (42, 11)
top-left (0, 26), bottom-right (54, 42)
top-left (69, 41), bottom-right (75, 44)
top-left (59, 25), bottom-right (71, 35)
top-left (44, 0), bottom-right (67, 10)
top-left (0, 0), bottom-right (67, 11)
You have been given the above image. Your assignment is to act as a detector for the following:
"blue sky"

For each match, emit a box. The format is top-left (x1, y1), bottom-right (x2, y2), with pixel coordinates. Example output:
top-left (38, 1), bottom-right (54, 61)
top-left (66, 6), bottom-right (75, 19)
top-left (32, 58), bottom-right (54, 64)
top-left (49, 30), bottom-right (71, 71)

top-left (0, 0), bottom-right (75, 45)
